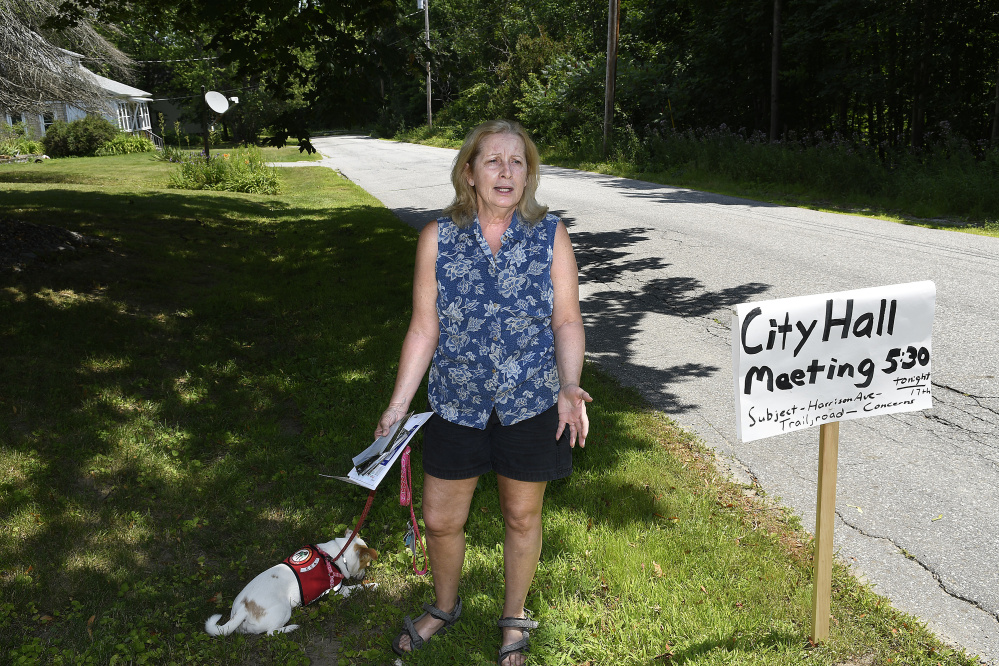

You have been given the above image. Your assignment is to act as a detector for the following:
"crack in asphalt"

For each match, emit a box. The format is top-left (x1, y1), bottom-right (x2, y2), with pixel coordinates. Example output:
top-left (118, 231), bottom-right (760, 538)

top-left (921, 410), bottom-right (999, 458)
top-left (933, 382), bottom-right (999, 432)
top-left (835, 510), bottom-right (999, 625)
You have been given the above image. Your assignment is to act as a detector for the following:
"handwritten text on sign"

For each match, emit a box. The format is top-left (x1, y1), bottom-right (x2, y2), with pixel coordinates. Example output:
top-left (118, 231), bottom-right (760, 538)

top-left (732, 281), bottom-right (935, 442)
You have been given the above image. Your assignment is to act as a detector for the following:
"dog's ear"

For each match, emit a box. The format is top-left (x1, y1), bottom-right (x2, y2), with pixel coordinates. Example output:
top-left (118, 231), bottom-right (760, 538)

top-left (354, 544), bottom-right (378, 566)
top-left (344, 528), bottom-right (352, 539)
top-left (357, 546), bottom-right (378, 567)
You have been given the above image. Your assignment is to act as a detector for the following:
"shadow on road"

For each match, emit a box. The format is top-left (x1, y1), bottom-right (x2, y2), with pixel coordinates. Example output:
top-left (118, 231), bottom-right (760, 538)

top-left (542, 164), bottom-right (783, 209)
top-left (389, 205), bottom-right (445, 231)
top-left (566, 222), bottom-right (771, 415)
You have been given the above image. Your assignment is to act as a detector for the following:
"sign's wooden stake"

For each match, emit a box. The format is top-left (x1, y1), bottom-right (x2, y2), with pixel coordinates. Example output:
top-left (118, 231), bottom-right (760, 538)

top-left (811, 420), bottom-right (840, 643)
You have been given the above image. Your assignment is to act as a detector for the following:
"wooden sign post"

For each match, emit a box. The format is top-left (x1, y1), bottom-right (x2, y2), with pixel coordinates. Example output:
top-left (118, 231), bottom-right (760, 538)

top-left (810, 421), bottom-right (839, 643)
top-left (732, 282), bottom-right (936, 645)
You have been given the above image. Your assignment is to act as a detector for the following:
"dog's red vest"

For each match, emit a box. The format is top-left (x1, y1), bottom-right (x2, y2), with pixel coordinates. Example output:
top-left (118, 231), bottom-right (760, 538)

top-left (281, 545), bottom-right (344, 606)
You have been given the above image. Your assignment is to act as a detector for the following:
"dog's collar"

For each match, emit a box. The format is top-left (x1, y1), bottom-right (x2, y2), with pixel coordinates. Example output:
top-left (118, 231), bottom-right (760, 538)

top-left (317, 545), bottom-right (348, 577)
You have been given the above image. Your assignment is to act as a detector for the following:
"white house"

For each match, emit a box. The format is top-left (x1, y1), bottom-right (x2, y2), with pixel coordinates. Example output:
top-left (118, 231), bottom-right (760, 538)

top-left (1, 49), bottom-right (158, 146)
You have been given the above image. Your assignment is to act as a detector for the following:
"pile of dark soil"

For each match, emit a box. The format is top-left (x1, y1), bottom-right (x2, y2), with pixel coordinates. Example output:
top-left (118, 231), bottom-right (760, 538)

top-left (0, 217), bottom-right (105, 273)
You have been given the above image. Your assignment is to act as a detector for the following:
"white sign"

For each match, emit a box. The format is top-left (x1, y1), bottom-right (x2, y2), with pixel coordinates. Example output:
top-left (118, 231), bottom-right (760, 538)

top-left (733, 281), bottom-right (935, 442)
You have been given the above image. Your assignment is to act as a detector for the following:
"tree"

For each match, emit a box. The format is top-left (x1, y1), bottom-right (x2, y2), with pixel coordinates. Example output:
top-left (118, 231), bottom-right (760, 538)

top-left (0, 0), bottom-right (132, 114)
top-left (46, 0), bottom-right (399, 146)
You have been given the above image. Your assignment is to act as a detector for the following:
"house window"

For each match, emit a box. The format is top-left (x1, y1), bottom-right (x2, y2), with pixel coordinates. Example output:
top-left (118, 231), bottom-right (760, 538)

top-left (116, 102), bottom-right (132, 131)
top-left (136, 103), bottom-right (151, 131)
top-left (42, 112), bottom-right (55, 133)
top-left (6, 112), bottom-right (23, 126)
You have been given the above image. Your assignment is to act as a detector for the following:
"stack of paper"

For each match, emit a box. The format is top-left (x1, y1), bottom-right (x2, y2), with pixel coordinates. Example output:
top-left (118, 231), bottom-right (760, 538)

top-left (323, 412), bottom-right (433, 490)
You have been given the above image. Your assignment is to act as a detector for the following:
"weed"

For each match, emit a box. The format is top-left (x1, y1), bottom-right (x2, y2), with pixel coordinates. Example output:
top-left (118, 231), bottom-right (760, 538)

top-left (96, 134), bottom-right (157, 156)
top-left (0, 122), bottom-right (44, 157)
top-left (168, 145), bottom-right (281, 194)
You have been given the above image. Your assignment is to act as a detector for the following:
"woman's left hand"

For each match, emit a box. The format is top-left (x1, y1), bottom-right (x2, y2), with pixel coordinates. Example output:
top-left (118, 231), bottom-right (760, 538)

top-left (556, 384), bottom-right (593, 448)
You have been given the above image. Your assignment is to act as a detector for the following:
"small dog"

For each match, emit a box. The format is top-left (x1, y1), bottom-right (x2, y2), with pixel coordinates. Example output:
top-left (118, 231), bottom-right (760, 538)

top-left (205, 530), bottom-right (378, 636)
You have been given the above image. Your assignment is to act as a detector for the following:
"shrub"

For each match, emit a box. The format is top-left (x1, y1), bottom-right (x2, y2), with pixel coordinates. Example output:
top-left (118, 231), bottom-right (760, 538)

top-left (515, 54), bottom-right (602, 145)
top-left (0, 122), bottom-right (44, 156)
top-left (168, 145), bottom-right (280, 194)
top-left (41, 120), bottom-right (72, 157)
top-left (95, 133), bottom-right (157, 156)
top-left (630, 122), bottom-right (999, 220)
top-left (42, 115), bottom-right (120, 157)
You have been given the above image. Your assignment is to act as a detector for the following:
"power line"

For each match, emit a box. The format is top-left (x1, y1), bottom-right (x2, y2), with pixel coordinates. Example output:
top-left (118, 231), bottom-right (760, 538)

top-left (136, 56), bottom-right (219, 63)
top-left (149, 84), bottom-right (259, 103)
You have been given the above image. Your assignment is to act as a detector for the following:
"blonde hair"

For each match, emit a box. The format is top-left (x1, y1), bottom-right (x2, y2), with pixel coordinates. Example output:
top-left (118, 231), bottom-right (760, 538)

top-left (443, 119), bottom-right (548, 228)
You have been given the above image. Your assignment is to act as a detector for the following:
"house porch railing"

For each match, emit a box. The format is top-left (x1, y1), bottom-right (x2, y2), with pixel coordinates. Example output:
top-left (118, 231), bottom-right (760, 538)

top-left (138, 129), bottom-right (164, 150)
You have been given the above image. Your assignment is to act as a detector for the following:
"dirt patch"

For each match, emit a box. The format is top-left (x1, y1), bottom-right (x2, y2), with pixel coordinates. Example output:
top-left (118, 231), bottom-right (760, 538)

top-left (0, 216), bottom-right (107, 273)
top-left (303, 632), bottom-right (341, 666)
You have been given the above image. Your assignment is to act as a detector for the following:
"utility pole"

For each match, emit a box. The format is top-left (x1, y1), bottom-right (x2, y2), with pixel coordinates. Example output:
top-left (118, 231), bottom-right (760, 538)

top-left (602, 0), bottom-right (620, 158)
top-left (420, 0), bottom-right (432, 129)
top-left (200, 85), bottom-right (210, 160)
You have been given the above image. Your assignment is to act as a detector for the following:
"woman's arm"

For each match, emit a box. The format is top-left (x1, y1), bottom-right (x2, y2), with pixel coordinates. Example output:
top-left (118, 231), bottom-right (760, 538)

top-left (550, 220), bottom-right (592, 447)
top-left (375, 221), bottom-right (440, 437)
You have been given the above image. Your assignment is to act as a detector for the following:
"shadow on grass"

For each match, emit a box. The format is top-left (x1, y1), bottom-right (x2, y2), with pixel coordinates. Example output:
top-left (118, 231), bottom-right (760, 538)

top-left (0, 187), bottom-right (293, 224)
top-left (668, 630), bottom-right (805, 663)
top-left (2, 178), bottom-right (791, 664)
top-left (0, 180), bottom-right (421, 661)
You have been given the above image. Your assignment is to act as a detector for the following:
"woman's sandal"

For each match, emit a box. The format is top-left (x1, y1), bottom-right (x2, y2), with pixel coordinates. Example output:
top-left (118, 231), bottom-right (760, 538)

top-left (496, 610), bottom-right (539, 665)
top-left (391, 596), bottom-right (463, 656)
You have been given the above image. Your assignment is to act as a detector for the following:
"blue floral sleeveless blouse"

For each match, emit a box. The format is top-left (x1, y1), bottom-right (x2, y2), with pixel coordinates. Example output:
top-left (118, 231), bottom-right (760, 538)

top-left (428, 212), bottom-right (562, 428)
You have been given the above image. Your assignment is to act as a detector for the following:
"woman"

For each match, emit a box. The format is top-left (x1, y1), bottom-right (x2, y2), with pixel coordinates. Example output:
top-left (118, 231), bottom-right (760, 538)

top-left (377, 119), bottom-right (591, 666)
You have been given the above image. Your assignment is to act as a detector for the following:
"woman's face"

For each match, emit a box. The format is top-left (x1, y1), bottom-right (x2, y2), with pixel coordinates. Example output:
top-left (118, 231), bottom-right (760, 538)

top-left (467, 132), bottom-right (527, 219)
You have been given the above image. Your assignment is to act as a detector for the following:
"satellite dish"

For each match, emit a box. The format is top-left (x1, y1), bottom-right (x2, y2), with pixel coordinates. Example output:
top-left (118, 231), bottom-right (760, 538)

top-left (205, 90), bottom-right (230, 114)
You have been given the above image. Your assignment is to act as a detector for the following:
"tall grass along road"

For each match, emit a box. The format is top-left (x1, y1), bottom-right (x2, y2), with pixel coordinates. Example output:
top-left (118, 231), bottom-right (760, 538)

top-left (0, 150), bottom-right (986, 664)
top-left (317, 135), bottom-right (999, 665)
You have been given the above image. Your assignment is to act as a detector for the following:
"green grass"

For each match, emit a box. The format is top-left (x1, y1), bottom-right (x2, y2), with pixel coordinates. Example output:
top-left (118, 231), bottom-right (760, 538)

top-left (0, 154), bottom-right (982, 665)
top-left (210, 141), bottom-right (324, 163)
top-left (546, 154), bottom-right (999, 239)
top-left (392, 125), bottom-right (999, 239)
top-left (256, 145), bottom-right (324, 163)
top-left (538, 155), bottom-right (999, 240)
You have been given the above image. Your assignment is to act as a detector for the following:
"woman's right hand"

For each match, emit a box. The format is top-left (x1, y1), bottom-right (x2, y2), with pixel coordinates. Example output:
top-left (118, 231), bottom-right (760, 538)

top-left (375, 404), bottom-right (409, 438)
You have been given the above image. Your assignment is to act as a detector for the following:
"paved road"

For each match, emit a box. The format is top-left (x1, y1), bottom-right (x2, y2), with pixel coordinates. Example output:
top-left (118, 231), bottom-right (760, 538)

top-left (306, 135), bottom-right (999, 663)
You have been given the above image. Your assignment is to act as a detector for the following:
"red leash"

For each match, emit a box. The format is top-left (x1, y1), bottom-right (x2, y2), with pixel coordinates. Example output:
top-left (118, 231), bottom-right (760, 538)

top-left (327, 443), bottom-right (427, 577)
top-left (330, 488), bottom-right (376, 566)
top-left (401, 446), bottom-right (428, 575)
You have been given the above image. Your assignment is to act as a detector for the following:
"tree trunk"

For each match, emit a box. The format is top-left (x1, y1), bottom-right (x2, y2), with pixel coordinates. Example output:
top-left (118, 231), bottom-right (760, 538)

top-left (603, 0), bottom-right (620, 158)
top-left (909, 1), bottom-right (931, 148)
top-left (992, 58), bottom-right (999, 147)
top-left (770, 0), bottom-right (781, 142)
top-left (424, 0), bottom-right (432, 129)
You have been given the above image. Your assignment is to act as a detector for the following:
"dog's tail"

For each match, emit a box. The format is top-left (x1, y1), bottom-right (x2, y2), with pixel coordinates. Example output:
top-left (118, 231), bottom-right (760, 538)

top-left (205, 609), bottom-right (245, 637)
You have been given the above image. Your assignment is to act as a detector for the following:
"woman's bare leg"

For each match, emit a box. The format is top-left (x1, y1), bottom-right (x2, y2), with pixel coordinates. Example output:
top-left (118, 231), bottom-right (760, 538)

top-left (395, 473), bottom-right (478, 652)
top-left (497, 475), bottom-right (547, 666)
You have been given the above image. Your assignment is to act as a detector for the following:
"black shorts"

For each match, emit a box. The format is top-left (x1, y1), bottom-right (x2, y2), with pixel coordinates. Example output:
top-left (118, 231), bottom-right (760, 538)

top-left (421, 405), bottom-right (572, 482)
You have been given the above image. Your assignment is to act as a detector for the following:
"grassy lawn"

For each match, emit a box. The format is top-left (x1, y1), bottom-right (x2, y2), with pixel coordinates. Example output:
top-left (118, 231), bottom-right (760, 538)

top-left (0, 154), bottom-right (981, 665)
top-left (256, 145), bottom-right (324, 163)
top-left (152, 142), bottom-right (323, 164)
